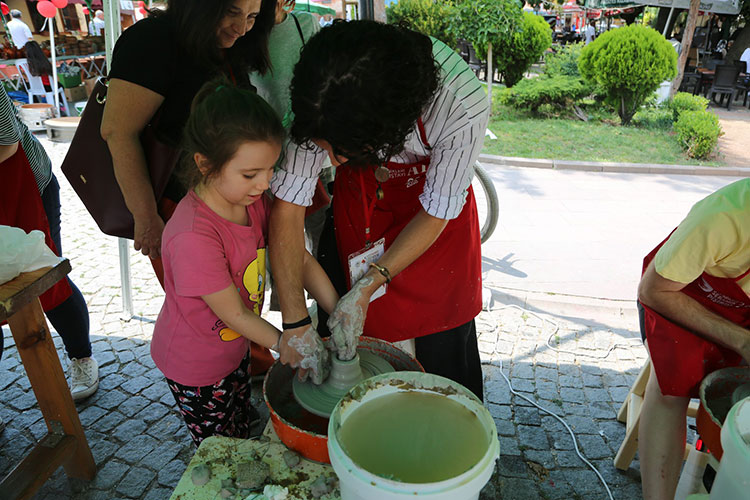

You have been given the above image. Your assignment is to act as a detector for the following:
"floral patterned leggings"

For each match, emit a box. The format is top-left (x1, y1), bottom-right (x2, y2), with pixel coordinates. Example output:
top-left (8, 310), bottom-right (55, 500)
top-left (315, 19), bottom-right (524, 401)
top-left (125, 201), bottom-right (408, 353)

top-left (166, 354), bottom-right (260, 446)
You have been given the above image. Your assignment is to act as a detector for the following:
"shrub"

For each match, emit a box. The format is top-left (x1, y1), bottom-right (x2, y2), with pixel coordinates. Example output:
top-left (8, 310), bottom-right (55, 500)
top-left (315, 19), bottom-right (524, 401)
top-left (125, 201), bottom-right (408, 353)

top-left (494, 12), bottom-right (552, 87)
top-left (673, 110), bottom-right (722, 159)
top-left (450, 0), bottom-right (522, 108)
top-left (543, 43), bottom-right (585, 78)
top-left (500, 75), bottom-right (592, 115)
top-left (578, 25), bottom-right (677, 125)
top-left (669, 92), bottom-right (709, 122)
top-left (386, 0), bottom-right (456, 47)
top-left (631, 107), bottom-right (674, 129)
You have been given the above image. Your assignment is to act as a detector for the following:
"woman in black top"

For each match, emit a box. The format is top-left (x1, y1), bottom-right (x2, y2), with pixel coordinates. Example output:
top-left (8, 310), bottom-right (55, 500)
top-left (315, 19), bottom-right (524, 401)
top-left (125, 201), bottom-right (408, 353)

top-left (101, 0), bottom-right (275, 266)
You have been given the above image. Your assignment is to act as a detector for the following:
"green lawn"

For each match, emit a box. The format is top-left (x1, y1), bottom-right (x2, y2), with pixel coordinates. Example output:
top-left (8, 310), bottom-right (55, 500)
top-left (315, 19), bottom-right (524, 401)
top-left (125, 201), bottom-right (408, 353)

top-left (480, 87), bottom-right (722, 166)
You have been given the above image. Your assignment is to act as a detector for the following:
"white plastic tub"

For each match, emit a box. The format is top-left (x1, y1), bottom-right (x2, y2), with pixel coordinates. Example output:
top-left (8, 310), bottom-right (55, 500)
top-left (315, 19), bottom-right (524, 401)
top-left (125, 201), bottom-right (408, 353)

top-left (710, 396), bottom-right (750, 499)
top-left (328, 371), bottom-right (499, 500)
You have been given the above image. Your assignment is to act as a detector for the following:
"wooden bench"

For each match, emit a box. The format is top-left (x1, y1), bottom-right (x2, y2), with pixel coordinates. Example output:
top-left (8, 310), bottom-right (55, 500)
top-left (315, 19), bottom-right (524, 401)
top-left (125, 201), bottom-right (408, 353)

top-left (0, 261), bottom-right (95, 499)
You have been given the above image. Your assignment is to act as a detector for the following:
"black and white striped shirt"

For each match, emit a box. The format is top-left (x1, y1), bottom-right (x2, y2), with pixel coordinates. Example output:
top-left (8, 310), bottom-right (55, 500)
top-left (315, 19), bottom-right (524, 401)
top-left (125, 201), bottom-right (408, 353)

top-left (271, 37), bottom-right (490, 220)
top-left (0, 88), bottom-right (52, 193)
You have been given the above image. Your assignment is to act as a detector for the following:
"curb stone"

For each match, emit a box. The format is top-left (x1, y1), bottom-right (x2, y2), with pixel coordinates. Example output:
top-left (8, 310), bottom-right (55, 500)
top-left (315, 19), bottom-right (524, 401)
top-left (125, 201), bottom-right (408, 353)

top-left (478, 153), bottom-right (750, 176)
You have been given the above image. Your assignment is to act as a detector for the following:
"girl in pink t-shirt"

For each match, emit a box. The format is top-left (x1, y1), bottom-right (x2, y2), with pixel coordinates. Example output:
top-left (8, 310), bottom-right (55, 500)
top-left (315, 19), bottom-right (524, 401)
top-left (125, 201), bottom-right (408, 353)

top-left (151, 81), bottom-right (338, 446)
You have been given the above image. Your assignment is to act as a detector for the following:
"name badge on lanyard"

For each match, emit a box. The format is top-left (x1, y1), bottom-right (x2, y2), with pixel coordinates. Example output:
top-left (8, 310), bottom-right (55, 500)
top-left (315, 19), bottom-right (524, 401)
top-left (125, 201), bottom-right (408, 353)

top-left (348, 237), bottom-right (386, 302)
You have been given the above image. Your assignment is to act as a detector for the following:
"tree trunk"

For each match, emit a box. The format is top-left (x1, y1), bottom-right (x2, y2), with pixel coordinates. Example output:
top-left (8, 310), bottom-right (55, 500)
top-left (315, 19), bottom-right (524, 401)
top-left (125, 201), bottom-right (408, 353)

top-left (487, 41), bottom-right (493, 110)
top-left (670, 0), bottom-right (701, 98)
top-left (727, 25), bottom-right (750, 63)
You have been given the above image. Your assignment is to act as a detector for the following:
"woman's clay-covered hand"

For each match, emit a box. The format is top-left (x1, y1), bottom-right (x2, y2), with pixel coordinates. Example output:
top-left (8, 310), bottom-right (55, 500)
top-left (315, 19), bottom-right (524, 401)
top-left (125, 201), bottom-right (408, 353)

top-left (327, 276), bottom-right (372, 361)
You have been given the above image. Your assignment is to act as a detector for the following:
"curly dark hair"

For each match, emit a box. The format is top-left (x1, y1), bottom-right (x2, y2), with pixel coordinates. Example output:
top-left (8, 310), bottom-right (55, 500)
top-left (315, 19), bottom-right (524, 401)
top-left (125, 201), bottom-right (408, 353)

top-left (151, 0), bottom-right (276, 78)
top-left (180, 78), bottom-right (285, 188)
top-left (290, 20), bottom-right (440, 166)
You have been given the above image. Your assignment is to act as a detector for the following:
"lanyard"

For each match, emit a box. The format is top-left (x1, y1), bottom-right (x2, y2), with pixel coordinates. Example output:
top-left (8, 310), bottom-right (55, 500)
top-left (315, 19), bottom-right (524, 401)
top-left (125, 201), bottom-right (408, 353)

top-left (358, 169), bottom-right (378, 247)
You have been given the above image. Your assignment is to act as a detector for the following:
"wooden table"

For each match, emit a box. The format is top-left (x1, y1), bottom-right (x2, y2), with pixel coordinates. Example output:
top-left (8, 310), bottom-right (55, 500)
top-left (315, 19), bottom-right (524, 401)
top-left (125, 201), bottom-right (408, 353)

top-left (0, 261), bottom-right (95, 500)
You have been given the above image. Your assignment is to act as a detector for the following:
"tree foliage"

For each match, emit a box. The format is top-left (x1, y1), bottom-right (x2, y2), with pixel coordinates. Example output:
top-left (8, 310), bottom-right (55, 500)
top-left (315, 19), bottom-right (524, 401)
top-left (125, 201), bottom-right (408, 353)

top-left (494, 11), bottom-right (552, 87)
top-left (450, 0), bottom-right (522, 59)
top-left (385, 0), bottom-right (457, 48)
top-left (579, 24), bottom-right (677, 125)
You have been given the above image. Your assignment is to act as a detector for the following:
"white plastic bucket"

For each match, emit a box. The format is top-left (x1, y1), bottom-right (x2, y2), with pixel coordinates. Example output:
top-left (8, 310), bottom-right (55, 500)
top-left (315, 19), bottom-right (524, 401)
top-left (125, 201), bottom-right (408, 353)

top-left (710, 397), bottom-right (750, 499)
top-left (19, 103), bottom-right (55, 131)
top-left (655, 80), bottom-right (672, 104)
top-left (328, 371), bottom-right (499, 500)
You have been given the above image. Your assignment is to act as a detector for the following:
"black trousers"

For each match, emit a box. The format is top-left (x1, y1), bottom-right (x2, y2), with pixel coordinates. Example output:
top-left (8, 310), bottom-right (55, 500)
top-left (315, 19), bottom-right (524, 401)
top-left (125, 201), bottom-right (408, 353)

top-left (316, 205), bottom-right (484, 401)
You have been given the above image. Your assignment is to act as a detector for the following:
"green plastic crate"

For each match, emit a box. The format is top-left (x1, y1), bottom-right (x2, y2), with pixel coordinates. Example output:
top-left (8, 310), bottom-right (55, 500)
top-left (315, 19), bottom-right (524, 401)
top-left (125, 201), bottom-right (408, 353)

top-left (58, 73), bottom-right (82, 88)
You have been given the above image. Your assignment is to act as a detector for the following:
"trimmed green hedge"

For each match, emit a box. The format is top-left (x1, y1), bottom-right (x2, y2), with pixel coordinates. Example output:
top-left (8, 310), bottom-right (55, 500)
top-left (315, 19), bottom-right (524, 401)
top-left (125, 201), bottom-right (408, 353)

top-left (673, 110), bottom-right (722, 159)
top-left (579, 25), bottom-right (677, 125)
top-left (669, 92), bottom-right (709, 122)
top-left (495, 12), bottom-right (552, 87)
top-left (500, 75), bottom-right (591, 115)
top-left (632, 107), bottom-right (674, 129)
top-left (544, 43), bottom-right (585, 78)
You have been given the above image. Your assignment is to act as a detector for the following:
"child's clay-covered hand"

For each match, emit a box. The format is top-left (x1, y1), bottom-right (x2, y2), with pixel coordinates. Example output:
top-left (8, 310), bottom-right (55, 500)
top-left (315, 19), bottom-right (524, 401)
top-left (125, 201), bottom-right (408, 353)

top-left (279, 326), bottom-right (330, 385)
top-left (327, 276), bottom-right (372, 361)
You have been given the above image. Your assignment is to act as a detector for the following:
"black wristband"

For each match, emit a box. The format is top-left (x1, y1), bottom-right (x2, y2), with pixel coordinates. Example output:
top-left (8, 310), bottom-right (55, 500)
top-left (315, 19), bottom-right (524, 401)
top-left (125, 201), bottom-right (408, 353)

top-left (282, 315), bottom-right (312, 330)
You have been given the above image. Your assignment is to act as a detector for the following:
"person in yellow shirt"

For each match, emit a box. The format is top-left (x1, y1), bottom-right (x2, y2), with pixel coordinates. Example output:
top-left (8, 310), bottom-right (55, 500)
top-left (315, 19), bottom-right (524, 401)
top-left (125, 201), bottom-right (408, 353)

top-left (637, 178), bottom-right (750, 500)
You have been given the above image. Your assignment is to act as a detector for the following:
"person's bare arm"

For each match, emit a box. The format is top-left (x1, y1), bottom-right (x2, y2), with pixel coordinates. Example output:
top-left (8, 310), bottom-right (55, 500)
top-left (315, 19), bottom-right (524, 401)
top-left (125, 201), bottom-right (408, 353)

top-left (269, 198), bottom-right (314, 365)
top-left (0, 141), bottom-right (18, 164)
top-left (202, 285), bottom-right (280, 349)
top-left (302, 249), bottom-right (339, 315)
top-left (100, 78), bottom-right (164, 258)
top-left (638, 259), bottom-right (750, 362)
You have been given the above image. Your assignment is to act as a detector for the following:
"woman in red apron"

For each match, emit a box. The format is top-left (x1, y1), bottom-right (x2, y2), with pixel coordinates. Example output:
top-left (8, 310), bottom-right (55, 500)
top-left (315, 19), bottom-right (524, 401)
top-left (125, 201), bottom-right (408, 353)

top-left (269, 21), bottom-right (488, 399)
top-left (637, 183), bottom-right (750, 500)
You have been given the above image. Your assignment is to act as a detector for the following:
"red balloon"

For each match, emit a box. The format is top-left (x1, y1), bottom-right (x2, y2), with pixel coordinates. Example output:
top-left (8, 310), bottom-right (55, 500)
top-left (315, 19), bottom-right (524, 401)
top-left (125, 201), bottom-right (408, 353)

top-left (36, 0), bottom-right (57, 18)
top-left (82, 7), bottom-right (89, 14)
top-left (50, 0), bottom-right (68, 8)
top-left (0, 2), bottom-right (9, 16)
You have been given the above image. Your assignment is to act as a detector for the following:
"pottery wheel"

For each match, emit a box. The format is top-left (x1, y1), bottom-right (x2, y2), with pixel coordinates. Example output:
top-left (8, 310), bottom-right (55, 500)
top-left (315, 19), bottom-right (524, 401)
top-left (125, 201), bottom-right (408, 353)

top-left (293, 350), bottom-right (394, 418)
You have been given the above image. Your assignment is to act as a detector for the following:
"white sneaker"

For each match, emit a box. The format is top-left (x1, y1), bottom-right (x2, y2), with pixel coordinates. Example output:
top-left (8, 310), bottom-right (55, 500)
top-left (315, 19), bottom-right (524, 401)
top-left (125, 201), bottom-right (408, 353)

top-left (69, 357), bottom-right (99, 401)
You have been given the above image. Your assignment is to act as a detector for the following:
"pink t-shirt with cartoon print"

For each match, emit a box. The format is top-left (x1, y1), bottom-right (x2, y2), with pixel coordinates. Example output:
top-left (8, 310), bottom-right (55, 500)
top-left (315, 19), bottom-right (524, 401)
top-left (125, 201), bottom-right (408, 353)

top-left (151, 191), bottom-right (271, 386)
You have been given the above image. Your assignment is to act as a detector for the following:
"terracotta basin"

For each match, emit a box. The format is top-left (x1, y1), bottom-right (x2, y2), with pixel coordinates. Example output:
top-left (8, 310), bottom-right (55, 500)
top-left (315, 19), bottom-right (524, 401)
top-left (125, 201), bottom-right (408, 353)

top-left (263, 336), bottom-right (424, 463)
top-left (697, 366), bottom-right (750, 461)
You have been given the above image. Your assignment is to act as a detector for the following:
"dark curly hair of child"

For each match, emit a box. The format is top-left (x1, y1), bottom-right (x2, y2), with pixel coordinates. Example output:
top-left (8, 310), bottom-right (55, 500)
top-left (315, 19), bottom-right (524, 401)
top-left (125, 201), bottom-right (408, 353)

top-left (181, 78), bottom-right (285, 188)
top-left (289, 20), bottom-right (440, 167)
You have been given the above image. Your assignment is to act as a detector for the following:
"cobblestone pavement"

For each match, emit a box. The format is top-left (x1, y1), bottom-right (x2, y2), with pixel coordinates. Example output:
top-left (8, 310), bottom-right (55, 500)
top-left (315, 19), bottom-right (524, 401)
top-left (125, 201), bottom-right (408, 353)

top-left (0, 136), bottom-right (653, 499)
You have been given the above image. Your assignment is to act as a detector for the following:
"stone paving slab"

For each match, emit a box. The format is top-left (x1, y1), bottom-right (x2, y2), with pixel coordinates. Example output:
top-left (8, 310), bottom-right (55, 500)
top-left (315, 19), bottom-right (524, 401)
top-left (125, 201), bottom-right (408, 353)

top-left (0, 136), bottom-right (676, 499)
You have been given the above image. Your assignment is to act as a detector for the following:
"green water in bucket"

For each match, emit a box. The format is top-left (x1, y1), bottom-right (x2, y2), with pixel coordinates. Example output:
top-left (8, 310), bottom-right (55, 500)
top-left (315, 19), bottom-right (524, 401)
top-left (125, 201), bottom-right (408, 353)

top-left (339, 391), bottom-right (489, 483)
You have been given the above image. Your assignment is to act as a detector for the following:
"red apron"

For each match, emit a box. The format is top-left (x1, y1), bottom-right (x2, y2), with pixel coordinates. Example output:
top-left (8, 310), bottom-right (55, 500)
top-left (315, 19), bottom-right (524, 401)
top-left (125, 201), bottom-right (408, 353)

top-left (0, 147), bottom-right (72, 312)
top-left (332, 120), bottom-right (482, 342)
top-left (641, 234), bottom-right (748, 397)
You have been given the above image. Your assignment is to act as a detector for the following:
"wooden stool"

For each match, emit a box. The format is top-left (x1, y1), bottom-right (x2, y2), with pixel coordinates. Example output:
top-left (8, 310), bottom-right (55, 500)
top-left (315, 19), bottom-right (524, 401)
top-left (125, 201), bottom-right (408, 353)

top-left (0, 261), bottom-right (96, 499)
top-left (614, 359), bottom-right (699, 470)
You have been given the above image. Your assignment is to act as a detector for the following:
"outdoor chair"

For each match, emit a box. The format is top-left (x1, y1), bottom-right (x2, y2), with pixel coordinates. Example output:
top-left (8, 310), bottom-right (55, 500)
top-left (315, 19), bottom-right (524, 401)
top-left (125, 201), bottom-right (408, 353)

top-left (706, 64), bottom-right (741, 110)
top-left (457, 39), bottom-right (471, 64)
top-left (466, 44), bottom-right (487, 80)
top-left (734, 60), bottom-right (749, 107)
top-left (15, 59), bottom-right (69, 117)
top-left (680, 65), bottom-right (702, 94)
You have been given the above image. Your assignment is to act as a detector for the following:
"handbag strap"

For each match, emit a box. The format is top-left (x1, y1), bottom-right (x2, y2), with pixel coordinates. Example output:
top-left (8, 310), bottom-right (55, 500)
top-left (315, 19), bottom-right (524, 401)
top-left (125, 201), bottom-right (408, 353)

top-left (291, 13), bottom-right (305, 45)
